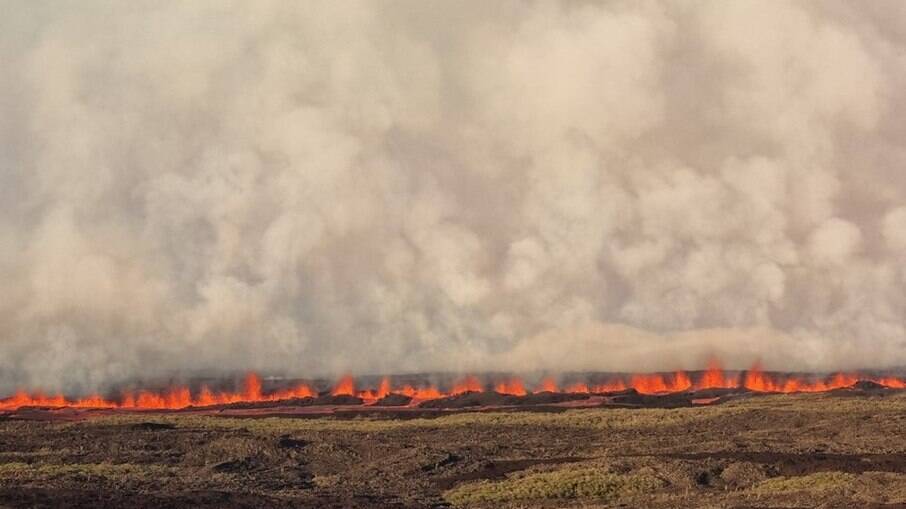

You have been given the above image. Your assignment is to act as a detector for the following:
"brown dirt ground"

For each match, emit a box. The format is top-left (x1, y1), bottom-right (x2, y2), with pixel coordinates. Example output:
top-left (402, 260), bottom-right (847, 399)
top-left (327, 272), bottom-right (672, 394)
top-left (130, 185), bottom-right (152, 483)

top-left (2, 390), bottom-right (906, 508)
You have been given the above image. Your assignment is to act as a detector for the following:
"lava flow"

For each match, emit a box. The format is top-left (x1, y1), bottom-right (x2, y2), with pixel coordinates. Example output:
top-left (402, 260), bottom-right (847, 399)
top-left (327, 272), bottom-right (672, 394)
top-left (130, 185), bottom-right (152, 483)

top-left (2, 359), bottom-right (906, 411)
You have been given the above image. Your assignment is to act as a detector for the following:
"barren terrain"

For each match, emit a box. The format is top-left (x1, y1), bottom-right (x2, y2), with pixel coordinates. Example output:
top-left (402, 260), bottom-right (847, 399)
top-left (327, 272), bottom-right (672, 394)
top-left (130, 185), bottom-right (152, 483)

top-left (2, 389), bottom-right (906, 508)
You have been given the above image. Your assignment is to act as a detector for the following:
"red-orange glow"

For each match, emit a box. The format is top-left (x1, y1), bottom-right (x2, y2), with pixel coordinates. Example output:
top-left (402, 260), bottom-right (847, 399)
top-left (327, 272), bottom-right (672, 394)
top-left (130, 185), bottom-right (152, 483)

top-left (397, 384), bottom-right (444, 400)
top-left (72, 394), bottom-right (115, 408)
top-left (0, 374), bottom-right (305, 411)
top-left (696, 358), bottom-right (738, 389)
top-left (244, 373), bottom-right (262, 401)
top-left (451, 375), bottom-right (483, 395)
top-left (3, 361), bottom-right (906, 411)
top-left (591, 379), bottom-right (627, 393)
top-left (630, 374), bottom-right (668, 394)
top-left (673, 371), bottom-right (693, 391)
top-left (536, 377), bottom-right (558, 393)
top-left (743, 362), bottom-right (778, 392)
top-left (331, 375), bottom-right (356, 396)
top-left (271, 382), bottom-right (317, 401)
top-left (628, 371), bottom-right (693, 394)
top-left (376, 377), bottom-right (392, 399)
top-left (194, 385), bottom-right (216, 407)
top-left (1, 391), bottom-right (65, 409)
top-left (877, 376), bottom-right (906, 389)
top-left (742, 362), bottom-right (864, 393)
top-left (495, 378), bottom-right (527, 396)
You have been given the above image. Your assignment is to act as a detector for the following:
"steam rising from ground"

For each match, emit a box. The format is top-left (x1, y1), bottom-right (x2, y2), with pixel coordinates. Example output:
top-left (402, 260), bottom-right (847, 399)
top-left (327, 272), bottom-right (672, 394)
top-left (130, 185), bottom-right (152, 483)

top-left (2, 1), bottom-right (906, 393)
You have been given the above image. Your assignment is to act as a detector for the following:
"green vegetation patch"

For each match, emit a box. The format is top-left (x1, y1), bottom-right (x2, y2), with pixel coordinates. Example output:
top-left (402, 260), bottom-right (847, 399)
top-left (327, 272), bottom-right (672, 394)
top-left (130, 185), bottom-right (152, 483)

top-left (87, 404), bottom-right (746, 435)
top-left (444, 467), bottom-right (665, 506)
top-left (753, 471), bottom-right (856, 494)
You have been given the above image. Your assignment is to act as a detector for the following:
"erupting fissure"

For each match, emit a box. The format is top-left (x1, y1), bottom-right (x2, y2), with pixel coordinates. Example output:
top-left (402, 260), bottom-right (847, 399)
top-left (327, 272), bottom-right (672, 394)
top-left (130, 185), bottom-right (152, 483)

top-left (2, 359), bottom-right (905, 411)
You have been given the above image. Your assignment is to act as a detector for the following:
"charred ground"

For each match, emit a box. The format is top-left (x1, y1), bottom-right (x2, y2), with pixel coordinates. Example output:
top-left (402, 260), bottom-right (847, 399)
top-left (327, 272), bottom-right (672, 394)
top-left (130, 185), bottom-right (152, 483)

top-left (2, 388), bottom-right (906, 508)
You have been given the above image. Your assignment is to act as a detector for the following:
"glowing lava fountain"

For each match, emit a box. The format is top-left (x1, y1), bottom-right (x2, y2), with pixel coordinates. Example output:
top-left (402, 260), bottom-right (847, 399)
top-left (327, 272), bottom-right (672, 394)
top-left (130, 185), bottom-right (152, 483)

top-left (2, 359), bottom-right (904, 411)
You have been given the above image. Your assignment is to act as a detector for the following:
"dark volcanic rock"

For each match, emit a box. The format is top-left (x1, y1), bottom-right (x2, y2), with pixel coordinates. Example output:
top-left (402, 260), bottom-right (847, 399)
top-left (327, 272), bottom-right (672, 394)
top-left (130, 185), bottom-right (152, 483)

top-left (211, 394), bottom-right (363, 410)
top-left (599, 388), bottom-right (640, 397)
top-left (212, 458), bottom-right (260, 473)
top-left (419, 391), bottom-right (512, 408)
top-left (277, 436), bottom-right (308, 449)
top-left (608, 389), bottom-right (692, 408)
top-left (373, 394), bottom-right (413, 406)
top-left (418, 391), bottom-right (589, 409)
top-left (829, 380), bottom-right (895, 397)
top-left (851, 380), bottom-right (888, 391)
top-left (514, 391), bottom-right (590, 405)
top-left (0, 488), bottom-right (303, 509)
top-left (215, 397), bottom-right (316, 410)
top-left (689, 387), bottom-right (750, 398)
top-left (604, 387), bottom-right (753, 408)
top-left (420, 452), bottom-right (462, 472)
top-left (130, 422), bottom-right (177, 431)
top-left (311, 394), bottom-right (364, 406)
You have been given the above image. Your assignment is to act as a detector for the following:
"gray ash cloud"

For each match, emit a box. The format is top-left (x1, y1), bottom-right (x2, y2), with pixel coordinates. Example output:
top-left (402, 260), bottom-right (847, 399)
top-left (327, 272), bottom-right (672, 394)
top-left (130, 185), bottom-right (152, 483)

top-left (1, 1), bottom-right (906, 393)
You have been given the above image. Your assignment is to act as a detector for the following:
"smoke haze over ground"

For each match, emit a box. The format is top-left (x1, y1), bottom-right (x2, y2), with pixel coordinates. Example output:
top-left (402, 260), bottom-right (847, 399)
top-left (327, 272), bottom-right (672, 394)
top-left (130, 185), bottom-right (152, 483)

top-left (2, 1), bottom-right (906, 393)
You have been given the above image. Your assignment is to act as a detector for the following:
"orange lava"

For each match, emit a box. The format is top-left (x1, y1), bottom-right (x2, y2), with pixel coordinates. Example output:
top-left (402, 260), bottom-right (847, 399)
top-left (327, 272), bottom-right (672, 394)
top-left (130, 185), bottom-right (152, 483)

top-left (331, 375), bottom-right (355, 396)
top-left (398, 385), bottom-right (444, 400)
top-left (450, 375), bottom-right (483, 395)
top-left (3, 359), bottom-right (906, 411)
top-left (629, 371), bottom-right (693, 394)
top-left (536, 377), bottom-right (558, 393)
top-left (495, 378), bottom-right (527, 396)
top-left (376, 377), bottom-right (392, 399)
top-left (696, 358), bottom-right (739, 389)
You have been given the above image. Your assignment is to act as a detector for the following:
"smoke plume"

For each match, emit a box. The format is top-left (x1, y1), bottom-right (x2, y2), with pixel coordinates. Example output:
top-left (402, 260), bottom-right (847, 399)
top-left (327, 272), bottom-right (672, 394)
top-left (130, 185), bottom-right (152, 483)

top-left (2, 1), bottom-right (906, 393)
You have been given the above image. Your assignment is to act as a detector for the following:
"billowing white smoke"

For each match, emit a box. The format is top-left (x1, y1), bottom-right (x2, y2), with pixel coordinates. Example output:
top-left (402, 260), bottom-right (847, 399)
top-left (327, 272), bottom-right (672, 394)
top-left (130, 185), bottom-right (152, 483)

top-left (2, 1), bottom-right (906, 393)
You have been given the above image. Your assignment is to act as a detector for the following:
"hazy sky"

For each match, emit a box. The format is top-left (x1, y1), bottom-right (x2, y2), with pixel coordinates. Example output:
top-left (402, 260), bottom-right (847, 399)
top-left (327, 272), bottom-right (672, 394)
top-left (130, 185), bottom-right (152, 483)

top-left (2, 1), bottom-right (906, 393)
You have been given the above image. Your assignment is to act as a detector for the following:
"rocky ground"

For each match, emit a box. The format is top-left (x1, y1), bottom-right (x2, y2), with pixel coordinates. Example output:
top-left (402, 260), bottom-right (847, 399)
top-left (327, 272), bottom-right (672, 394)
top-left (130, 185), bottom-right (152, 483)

top-left (2, 387), bottom-right (906, 508)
